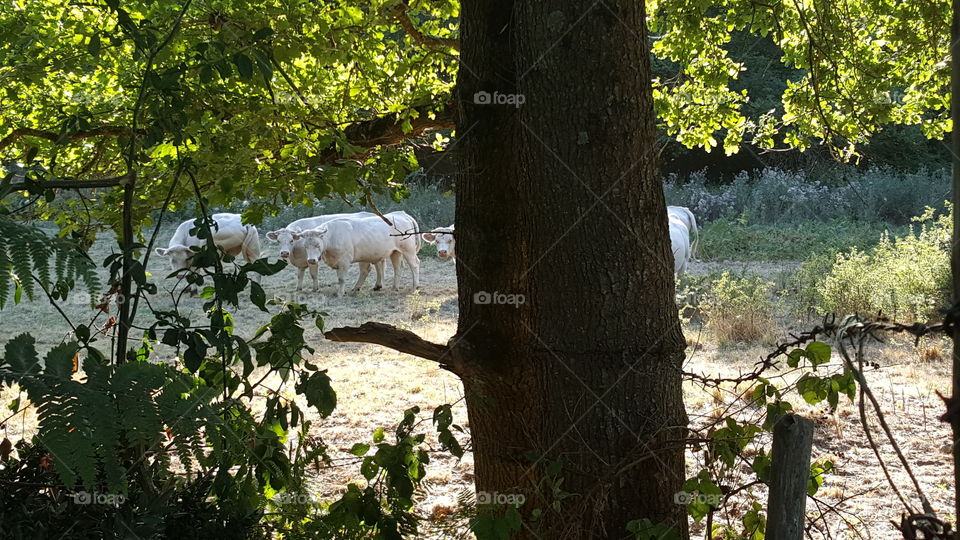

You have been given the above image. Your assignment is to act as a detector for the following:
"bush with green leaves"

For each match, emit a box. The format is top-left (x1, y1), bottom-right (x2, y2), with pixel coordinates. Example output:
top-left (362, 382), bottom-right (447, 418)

top-left (799, 206), bottom-right (951, 321)
top-left (701, 272), bottom-right (777, 346)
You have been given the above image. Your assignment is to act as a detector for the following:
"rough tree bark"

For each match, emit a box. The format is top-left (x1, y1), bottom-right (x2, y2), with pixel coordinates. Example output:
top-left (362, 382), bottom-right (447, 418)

top-left (328, 0), bottom-right (689, 536)
top-left (452, 0), bottom-right (688, 536)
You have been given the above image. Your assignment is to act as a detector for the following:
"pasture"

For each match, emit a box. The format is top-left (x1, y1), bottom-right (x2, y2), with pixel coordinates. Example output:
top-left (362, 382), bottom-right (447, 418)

top-left (1, 169), bottom-right (955, 537)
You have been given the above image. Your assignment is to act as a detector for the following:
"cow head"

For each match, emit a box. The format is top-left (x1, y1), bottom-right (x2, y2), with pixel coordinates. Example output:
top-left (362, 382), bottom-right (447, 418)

top-left (299, 226), bottom-right (329, 266)
top-left (266, 227), bottom-right (299, 260)
top-left (422, 226), bottom-right (455, 260)
top-left (155, 245), bottom-right (195, 276)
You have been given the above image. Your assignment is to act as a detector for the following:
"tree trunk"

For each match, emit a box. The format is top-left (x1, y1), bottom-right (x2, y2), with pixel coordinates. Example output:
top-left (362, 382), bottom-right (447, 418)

top-left (454, 0), bottom-right (689, 536)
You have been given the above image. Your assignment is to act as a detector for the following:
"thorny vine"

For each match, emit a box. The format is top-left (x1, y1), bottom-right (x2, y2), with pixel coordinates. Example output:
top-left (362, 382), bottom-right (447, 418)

top-left (683, 311), bottom-right (958, 538)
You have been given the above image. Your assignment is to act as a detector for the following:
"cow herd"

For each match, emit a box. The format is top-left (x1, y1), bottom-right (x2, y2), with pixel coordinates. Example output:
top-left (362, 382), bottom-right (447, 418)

top-left (154, 206), bottom-right (698, 296)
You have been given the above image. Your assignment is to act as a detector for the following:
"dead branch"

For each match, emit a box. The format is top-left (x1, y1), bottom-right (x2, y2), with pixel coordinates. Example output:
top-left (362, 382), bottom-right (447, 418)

top-left (324, 322), bottom-right (457, 372)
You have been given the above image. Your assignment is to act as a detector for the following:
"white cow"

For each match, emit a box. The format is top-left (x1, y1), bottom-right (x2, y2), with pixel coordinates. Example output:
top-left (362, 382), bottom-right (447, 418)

top-left (155, 213), bottom-right (262, 287)
top-left (667, 206), bottom-right (699, 260)
top-left (299, 211), bottom-right (421, 296)
top-left (265, 212), bottom-right (376, 291)
top-left (422, 225), bottom-right (455, 260)
top-left (668, 216), bottom-right (692, 277)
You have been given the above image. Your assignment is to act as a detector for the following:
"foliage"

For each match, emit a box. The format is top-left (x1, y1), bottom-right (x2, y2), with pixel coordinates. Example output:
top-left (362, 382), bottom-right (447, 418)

top-left (701, 272), bottom-right (777, 346)
top-left (650, 0), bottom-right (951, 156)
top-left (799, 206), bottom-right (951, 321)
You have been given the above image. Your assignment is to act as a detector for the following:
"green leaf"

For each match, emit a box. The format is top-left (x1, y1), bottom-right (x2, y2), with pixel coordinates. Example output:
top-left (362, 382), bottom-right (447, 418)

top-left (360, 456), bottom-right (378, 480)
top-left (75, 324), bottom-right (90, 342)
top-left (3, 333), bottom-right (39, 376)
top-left (250, 281), bottom-right (267, 311)
top-left (200, 65), bottom-right (214, 83)
top-left (806, 341), bottom-right (831, 366)
top-left (296, 370), bottom-right (336, 418)
top-left (44, 342), bottom-right (79, 379)
top-left (87, 34), bottom-right (101, 58)
top-left (234, 53), bottom-right (254, 79)
top-left (349, 443), bottom-right (370, 456)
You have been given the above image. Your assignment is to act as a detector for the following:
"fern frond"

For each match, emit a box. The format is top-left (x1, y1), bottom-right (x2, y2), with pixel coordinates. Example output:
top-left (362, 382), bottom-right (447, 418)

top-left (0, 218), bottom-right (100, 308)
top-left (9, 241), bottom-right (33, 300)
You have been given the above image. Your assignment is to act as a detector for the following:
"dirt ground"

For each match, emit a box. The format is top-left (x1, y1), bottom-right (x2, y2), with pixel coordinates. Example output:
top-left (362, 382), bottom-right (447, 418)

top-left (0, 233), bottom-right (955, 538)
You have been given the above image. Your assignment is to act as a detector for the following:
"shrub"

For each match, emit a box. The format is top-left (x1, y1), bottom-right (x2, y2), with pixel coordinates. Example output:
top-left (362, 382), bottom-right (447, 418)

top-left (663, 166), bottom-right (950, 226)
top-left (697, 218), bottom-right (895, 261)
top-left (701, 272), bottom-right (777, 346)
top-left (799, 206), bottom-right (951, 322)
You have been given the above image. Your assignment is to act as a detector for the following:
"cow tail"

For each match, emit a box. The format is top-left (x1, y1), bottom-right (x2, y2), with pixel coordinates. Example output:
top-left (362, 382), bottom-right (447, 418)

top-left (687, 209), bottom-right (699, 261)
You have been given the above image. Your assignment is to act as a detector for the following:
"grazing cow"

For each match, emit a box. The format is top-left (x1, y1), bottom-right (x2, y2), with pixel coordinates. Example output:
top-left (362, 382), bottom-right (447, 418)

top-left (667, 206), bottom-right (699, 260)
top-left (299, 211), bottom-right (421, 296)
top-left (265, 212), bottom-right (375, 291)
top-left (422, 225), bottom-right (455, 260)
top-left (155, 213), bottom-right (262, 288)
top-left (668, 216), bottom-right (692, 277)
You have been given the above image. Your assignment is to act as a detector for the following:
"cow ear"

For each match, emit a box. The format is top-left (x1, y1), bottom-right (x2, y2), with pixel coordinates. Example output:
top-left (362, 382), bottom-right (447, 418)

top-left (266, 231), bottom-right (278, 241)
top-left (155, 248), bottom-right (168, 256)
top-left (422, 232), bottom-right (436, 243)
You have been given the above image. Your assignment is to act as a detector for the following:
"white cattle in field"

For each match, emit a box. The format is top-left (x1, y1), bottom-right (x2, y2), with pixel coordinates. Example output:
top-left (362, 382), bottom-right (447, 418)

top-left (422, 225), bottom-right (455, 260)
top-left (155, 213), bottom-right (262, 287)
top-left (299, 211), bottom-right (421, 296)
top-left (265, 212), bottom-right (376, 291)
top-left (668, 216), bottom-right (691, 277)
top-left (667, 206), bottom-right (699, 260)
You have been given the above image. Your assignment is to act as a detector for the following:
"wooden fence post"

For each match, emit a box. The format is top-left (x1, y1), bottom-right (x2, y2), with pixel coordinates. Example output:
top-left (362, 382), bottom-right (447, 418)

top-left (765, 414), bottom-right (814, 540)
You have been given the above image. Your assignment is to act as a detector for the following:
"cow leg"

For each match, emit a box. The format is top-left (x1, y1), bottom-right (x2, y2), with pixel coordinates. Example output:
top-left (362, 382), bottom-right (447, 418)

top-left (296, 267), bottom-right (305, 291)
top-left (352, 263), bottom-right (373, 294)
top-left (335, 267), bottom-right (347, 297)
top-left (401, 251), bottom-right (420, 290)
top-left (389, 252), bottom-right (402, 291)
top-left (373, 260), bottom-right (384, 291)
top-left (310, 265), bottom-right (319, 291)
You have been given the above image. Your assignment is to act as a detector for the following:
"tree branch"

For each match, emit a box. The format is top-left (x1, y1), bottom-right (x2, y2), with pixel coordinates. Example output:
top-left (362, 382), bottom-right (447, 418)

top-left (342, 100), bottom-right (456, 149)
top-left (324, 322), bottom-right (457, 371)
top-left (23, 175), bottom-right (133, 189)
top-left (392, 1), bottom-right (459, 51)
top-left (0, 126), bottom-right (141, 151)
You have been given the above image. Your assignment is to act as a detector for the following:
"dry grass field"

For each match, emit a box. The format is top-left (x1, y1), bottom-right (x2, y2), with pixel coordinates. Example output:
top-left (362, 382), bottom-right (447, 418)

top-left (0, 226), bottom-right (955, 538)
